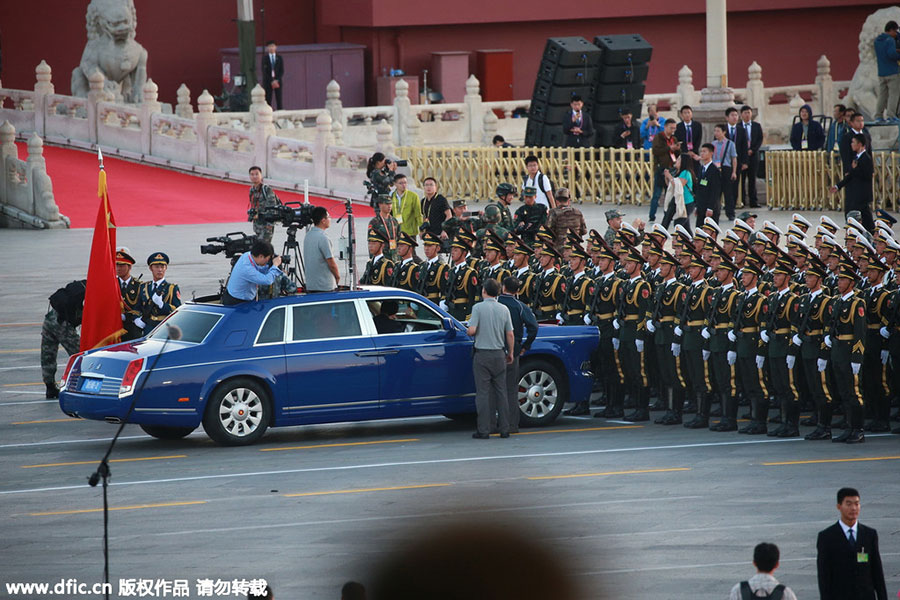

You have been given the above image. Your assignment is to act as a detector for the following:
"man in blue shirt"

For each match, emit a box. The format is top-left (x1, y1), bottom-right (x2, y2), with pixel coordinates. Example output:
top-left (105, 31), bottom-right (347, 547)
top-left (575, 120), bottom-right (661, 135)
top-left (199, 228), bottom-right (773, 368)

top-left (640, 103), bottom-right (666, 150)
top-left (498, 275), bottom-right (539, 433)
top-left (223, 240), bottom-right (284, 305)
top-left (874, 21), bottom-right (900, 120)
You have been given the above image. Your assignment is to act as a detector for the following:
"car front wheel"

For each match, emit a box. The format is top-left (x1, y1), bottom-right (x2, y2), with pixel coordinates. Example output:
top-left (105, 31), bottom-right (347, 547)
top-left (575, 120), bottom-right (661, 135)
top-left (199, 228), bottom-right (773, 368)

top-left (517, 359), bottom-right (567, 427)
top-left (202, 378), bottom-right (271, 446)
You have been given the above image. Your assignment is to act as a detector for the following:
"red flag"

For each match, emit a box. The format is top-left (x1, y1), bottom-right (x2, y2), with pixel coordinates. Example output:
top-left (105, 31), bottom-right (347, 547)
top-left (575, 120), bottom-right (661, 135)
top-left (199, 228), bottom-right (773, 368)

top-left (80, 167), bottom-right (125, 351)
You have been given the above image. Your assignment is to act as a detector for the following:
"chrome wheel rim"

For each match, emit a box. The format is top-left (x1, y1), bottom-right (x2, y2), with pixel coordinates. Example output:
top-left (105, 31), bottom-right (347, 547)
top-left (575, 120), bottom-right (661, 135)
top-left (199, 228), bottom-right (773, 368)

top-left (219, 387), bottom-right (263, 437)
top-left (518, 370), bottom-right (558, 418)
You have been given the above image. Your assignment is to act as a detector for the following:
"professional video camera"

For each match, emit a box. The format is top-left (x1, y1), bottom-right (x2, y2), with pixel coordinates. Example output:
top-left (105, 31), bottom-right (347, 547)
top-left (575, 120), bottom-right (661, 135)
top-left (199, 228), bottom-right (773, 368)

top-left (200, 232), bottom-right (257, 259)
top-left (247, 201), bottom-right (318, 228)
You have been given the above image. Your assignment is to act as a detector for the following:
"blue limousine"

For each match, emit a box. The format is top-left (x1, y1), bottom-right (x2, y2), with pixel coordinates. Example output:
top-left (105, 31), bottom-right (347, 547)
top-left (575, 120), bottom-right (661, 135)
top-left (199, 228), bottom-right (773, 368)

top-left (59, 287), bottom-right (599, 445)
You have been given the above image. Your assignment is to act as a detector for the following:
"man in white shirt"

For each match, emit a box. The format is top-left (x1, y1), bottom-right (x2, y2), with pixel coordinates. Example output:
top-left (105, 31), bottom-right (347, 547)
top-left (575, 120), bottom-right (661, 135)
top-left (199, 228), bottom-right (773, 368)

top-left (522, 155), bottom-right (555, 210)
top-left (728, 543), bottom-right (797, 600)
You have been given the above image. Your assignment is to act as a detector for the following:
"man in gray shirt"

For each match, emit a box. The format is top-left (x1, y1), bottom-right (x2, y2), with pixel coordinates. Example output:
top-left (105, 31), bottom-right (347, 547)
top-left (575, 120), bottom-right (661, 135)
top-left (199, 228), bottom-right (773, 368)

top-left (466, 278), bottom-right (514, 439)
top-left (303, 206), bottom-right (340, 292)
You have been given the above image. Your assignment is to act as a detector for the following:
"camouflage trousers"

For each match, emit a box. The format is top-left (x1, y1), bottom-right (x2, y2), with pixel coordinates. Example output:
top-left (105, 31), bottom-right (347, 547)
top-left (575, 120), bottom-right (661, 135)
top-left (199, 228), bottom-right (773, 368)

top-left (41, 309), bottom-right (80, 386)
top-left (253, 220), bottom-right (274, 243)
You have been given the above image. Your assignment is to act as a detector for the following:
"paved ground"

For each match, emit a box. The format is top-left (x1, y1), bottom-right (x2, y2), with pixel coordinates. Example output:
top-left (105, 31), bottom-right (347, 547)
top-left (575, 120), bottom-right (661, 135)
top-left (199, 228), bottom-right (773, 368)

top-left (1, 207), bottom-right (898, 599)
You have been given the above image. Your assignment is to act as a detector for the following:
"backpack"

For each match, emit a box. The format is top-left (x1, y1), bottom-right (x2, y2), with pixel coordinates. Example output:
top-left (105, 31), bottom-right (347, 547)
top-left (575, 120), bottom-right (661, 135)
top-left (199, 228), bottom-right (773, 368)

top-left (49, 280), bottom-right (87, 327)
top-left (523, 172), bottom-right (555, 202)
top-left (739, 581), bottom-right (785, 600)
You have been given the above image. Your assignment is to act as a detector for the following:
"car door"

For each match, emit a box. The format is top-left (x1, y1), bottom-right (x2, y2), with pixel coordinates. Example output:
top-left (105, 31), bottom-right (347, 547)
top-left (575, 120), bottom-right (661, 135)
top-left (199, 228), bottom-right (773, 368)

top-left (362, 296), bottom-right (475, 416)
top-left (282, 299), bottom-right (381, 424)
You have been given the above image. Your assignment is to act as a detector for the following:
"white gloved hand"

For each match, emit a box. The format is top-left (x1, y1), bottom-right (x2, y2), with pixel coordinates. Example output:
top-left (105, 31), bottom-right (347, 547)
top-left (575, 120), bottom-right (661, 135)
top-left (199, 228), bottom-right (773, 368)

top-left (727, 351), bottom-right (737, 365)
top-left (760, 330), bottom-right (770, 343)
top-left (881, 350), bottom-right (890, 365)
top-left (612, 319), bottom-right (621, 330)
top-left (646, 320), bottom-right (656, 333)
top-left (121, 314), bottom-right (126, 321)
top-left (824, 335), bottom-right (832, 348)
top-left (851, 362), bottom-right (861, 375)
top-left (151, 293), bottom-right (164, 309)
top-left (701, 327), bottom-right (711, 340)
top-left (786, 355), bottom-right (796, 369)
top-left (635, 339), bottom-right (644, 353)
top-left (817, 358), bottom-right (828, 372)
top-left (583, 314), bottom-right (592, 325)
top-left (880, 326), bottom-right (891, 340)
top-left (727, 330), bottom-right (736, 343)
top-left (674, 326), bottom-right (683, 337)
top-left (439, 300), bottom-right (448, 311)
top-left (134, 317), bottom-right (146, 330)
top-left (671, 343), bottom-right (681, 357)
top-left (755, 355), bottom-right (766, 370)
top-left (702, 349), bottom-right (711, 360)
top-left (556, 313), bottom-right (564, 325)
top-left (612, 338), bottom-right (620, 351)
top-left (792, 334), bottom-right (802, 347)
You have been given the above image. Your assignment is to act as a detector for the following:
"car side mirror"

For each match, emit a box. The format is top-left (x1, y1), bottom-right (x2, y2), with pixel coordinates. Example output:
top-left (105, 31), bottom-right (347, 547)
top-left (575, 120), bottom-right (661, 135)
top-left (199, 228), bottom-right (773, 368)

top-left (441, 317), bottom-right (456, 337)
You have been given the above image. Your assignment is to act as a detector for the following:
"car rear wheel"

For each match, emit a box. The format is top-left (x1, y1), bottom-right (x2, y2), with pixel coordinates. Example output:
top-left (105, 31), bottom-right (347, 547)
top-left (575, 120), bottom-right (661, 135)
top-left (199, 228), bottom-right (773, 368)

top-left (139, 425), bottom-right (196, 440)
top-left (202, 378), bottom-right (271, 446)
top-left (517, 359), bottom-right (567, 427)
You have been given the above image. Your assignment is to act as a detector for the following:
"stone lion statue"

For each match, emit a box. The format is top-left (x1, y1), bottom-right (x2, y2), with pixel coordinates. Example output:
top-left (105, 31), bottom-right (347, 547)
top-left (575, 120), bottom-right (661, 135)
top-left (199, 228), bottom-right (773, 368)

top-left (71, 0), bottom-right (148, 103)
top-left (847, 6), bottom-right (900, 119)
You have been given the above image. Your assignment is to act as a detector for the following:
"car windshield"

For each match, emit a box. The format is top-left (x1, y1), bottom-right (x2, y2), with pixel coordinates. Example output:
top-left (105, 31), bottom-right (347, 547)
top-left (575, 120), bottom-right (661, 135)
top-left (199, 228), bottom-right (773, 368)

top-left (146, 310), bottom-right (222, 343)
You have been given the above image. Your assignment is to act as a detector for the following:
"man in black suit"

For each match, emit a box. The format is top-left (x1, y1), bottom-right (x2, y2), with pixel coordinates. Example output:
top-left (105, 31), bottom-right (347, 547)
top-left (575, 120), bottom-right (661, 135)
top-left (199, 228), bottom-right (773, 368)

top-left (816, 487), bottom-right (887, 600)
top-left (737, 105), bottom-right (764, 208)
top-left (612, 109), bottom-right (641, 149)
top-left (694, 143), bottom-right (722, 226)
top-left (840, 111), bottom-right (873, 175)
top-left (562, 95), bottom-right (594, 148)
top-left (261, 40), bottom-right (284, 109)
top-left (674, 105), bottom-right (702, 164)
top-left (831, 134), bottom-right (875, 232)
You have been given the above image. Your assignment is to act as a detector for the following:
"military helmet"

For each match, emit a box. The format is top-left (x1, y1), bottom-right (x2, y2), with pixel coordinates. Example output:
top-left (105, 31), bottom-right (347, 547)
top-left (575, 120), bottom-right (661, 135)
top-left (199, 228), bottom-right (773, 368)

top-left (482, 204), bottom-right (501, 224)
top-left (495, 182), bottom-right (517, 199)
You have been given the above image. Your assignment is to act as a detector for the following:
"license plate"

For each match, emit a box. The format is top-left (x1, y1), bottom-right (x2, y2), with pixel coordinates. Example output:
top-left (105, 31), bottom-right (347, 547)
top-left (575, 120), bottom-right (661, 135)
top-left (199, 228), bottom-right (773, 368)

top-left (80, 378), bottom-right (103, 393)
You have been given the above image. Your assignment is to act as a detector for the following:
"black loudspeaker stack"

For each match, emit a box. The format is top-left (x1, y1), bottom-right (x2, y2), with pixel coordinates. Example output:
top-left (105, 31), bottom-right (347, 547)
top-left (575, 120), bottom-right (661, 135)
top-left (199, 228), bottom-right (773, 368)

top-left (525, 34), bottom-right (653, 148)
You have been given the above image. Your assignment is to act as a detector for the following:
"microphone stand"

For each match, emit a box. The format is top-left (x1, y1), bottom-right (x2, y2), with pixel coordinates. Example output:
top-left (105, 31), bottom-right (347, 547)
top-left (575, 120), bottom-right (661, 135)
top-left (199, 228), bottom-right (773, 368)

top-left (87, 327), bottom-right (179, 600)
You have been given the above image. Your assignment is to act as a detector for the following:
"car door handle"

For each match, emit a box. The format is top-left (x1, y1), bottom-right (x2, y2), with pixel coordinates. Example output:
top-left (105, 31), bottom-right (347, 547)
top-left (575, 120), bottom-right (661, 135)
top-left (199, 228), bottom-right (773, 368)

top-left (355, 349), bottom-right (400, 357)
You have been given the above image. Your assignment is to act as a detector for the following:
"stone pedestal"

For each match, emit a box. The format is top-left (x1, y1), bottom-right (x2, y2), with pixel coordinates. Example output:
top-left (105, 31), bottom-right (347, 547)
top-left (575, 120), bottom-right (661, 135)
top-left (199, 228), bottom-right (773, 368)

top-left (691, 87), bottom-right (737, 144)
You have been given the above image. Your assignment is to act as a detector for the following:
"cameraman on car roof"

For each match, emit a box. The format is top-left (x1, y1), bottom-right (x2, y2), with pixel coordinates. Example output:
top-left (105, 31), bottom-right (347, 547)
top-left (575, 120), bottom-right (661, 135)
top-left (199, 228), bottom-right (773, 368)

top-left (223, 240), bottom-right (283, 305)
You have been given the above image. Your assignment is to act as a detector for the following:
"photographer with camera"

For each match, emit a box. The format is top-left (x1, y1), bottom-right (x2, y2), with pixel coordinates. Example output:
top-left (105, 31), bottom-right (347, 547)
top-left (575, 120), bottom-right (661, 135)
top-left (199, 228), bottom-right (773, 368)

top-left (248, 166), bottom-right (282, 242)
top-left (223, 240), bottom-right (284, 305)
top-left (366, 152), bottom-right (397, 208)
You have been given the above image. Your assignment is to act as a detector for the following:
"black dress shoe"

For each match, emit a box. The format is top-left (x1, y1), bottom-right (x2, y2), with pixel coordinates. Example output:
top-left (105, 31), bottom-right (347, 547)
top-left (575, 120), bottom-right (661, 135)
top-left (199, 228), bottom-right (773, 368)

top-left (867, 420), bottom-right (890, 433)
top-left (472, 432), bottom-right (490, 439)
top-left (654, 412), bottom-right (672, 424)
top-left (805, 427), bottom-right (831, 440)
top-left (659, 413), bottom-right (683, 425)
top-left (623, 409), bottom-right (650, 422)
top-left (684, 417), bottom-right (709, 429)
top-left (500, 432), bottom-right (510, 439)
top-left (800, 415), bottom-right (818, 427)
top-left (601, 407), bottom-right (624, 418)
top-left (832, 429), bottom-right (852, 443)
top-left (45, 383), bottom-right (59, 399)
top-left (712, 419), bottom-right (738, 432)
top-left (709, 406), bottom-right (723, 417)
top-left (845, 429), bottom-right (865, 444)
top-left (564, 402), bottom-right (591, 416)
top-left (649, 400), bottom-right (667, 411)
top-left (743, 422), bottom-right (768, 435)
top-left (768, 414), bottom-right (782, 424)
top-left (767, 424), bottom-right (786, 437)
top-left (776, 426), bottom-right (800, 438)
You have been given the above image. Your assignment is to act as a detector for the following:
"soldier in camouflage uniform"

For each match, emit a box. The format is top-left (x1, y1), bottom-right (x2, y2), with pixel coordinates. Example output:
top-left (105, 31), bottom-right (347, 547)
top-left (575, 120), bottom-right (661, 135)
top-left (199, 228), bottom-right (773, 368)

top-left (490, 183), bottom-right (517, 231)
top-left (392, 232), bottom-right (422, 291)
top-left (442, 199), bottom-right (480, 246)
top-left (441, 235), bottom-right (479, 322)
top-left (604, 209), bottom-right (624, 247)
top-left (41, 280), bottom-right (85, 398)
top-left (475, 204), bottom-right (510, 257)
top-left (546, 188), bottom-right (587, 252)
top-left (136, 253), bottom-right (182, 335)
top-left (248, 166), bottom-right (281, 243)
top-left (115, 247), bottom-right (143, 341)
top-left (417, 231), bottom-right (450, 302)
top-left (360, 229), bottom-right (395, 286)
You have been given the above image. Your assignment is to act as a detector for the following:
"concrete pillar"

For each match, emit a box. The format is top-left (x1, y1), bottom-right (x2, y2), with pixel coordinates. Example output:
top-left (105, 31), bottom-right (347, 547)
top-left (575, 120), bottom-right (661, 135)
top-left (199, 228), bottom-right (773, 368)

top-left (464, 74), bottom-right (483, 144)
top-left (0, 120), bottom-right (15, 202)
top-left (816, 55), bottom-right (834, 116)
top-left (393, 79), bottom-right (411, 146)
top-left (175, 84), bottom-right (193, 119)
top-left (253, 102), bottom-right (276, 175)
top-left (33, 60), bottom-right (54, 136)
top-left (706, 0), bottom-right (728, 89)
top-left (24, 133), bottom-right (45, 213)
top-left (314, 111), bottom-right (334, 188)
top-left (249, 84), bottom-right (267, 125)
top-left (675, 66), bottom-right (695, 113)
top-left (141, 79), bottom-right (161, 155)
top-left (196, 89), bottom-right (216, 167)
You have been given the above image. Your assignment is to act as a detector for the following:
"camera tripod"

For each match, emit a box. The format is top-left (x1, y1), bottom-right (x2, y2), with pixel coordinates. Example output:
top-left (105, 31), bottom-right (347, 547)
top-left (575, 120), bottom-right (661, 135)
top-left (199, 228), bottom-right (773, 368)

top-left (282, 224), bottom-right (306, 288)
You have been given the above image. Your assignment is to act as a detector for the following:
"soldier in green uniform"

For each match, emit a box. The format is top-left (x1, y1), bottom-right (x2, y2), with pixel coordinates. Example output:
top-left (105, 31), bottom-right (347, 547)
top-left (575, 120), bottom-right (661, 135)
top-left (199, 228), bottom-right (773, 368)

top-left (115, 247), bottom-right (143, 340)
top-left (392, 232), bottom-right (422, 291)
top-left (417, 231), bottom-right (450, 303)
top-left (509, 234), bottom-right (538, 307)
top-left (761, 256), bottom-right (802, 437)
top-left (247, 165), bottom-right (281, 243)
top-left (604, 209), bottom-right (624, 247)
top-left (442, 199), bottom-right (479, 246)
top-left (368, 195), bottom-right (402, 262)
top-left (707, 250), bottom-right (743, 431)
top-left (455, 228), bottom-right (483, 273)
top-left (559, 244), bottom-right (596, 415)
top-left (475, 204), bottom-right (510, 257)
top-left (790, 255), bottom-right (835, 440)
top-left (674, 252), bottom-right (714, 428)
top-left (729, 258), bottom-right (770, 434)
top-left (532, 245), bottom-right (567, 322)
top-left (860, 250), bottom-right (892, 433)
top-left (514, 187), bottom-right (548, 247)
top-left (478, 230), bottom-right (512, 290)
top-left (41, 280), bottom-right (85, 398)
top-left (360, 229), bottom-right (395, 286)
top-left (136, 252), bottom-right (182, 335)
top-left (614, 244), bottom-right (652, 422)
top-left (646, 246), bottom-right (687, 425)
top-left (503, 232), bottom-right (517, 270)
top-left (441, 236), bottom-right (479, 322)
top-left (823, 257), bottom-right (867, 443)
top-left (490, 183), bottom-right (517, 231)
top-left (588, 236), bottom-right (626, 418)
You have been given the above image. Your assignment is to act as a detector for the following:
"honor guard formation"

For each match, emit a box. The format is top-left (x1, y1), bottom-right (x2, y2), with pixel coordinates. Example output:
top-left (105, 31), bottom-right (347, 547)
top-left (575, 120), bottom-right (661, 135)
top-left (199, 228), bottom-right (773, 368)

top-left (363, 183), bottom-right (900, 444)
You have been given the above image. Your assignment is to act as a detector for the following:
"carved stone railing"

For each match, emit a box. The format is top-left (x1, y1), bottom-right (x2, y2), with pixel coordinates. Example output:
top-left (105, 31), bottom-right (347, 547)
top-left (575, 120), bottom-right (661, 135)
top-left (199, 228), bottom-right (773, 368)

top-left (0, 121), bottom-right (68, 228)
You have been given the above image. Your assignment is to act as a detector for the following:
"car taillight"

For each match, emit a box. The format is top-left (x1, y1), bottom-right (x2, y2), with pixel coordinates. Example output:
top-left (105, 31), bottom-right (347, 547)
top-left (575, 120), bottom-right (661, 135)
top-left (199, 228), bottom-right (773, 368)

top-left (119, 358), bottom-right (145, 397)
top-left (60, 353), bottom-right (84, 388)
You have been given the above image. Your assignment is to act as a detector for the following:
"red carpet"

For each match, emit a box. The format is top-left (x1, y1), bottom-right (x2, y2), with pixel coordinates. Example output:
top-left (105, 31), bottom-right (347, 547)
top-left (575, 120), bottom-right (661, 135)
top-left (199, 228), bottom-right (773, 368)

top-left (15, 142), bottom-right (373, 228)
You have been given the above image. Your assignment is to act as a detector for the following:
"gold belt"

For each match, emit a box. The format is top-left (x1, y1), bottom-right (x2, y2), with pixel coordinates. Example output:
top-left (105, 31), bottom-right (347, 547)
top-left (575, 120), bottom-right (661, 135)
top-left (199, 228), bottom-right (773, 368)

top-left (595, 312), bottom-right (615, 319)
top-left (741, 327), bottom-right (759, 333)
top-left (624, 315), bottom-right (640, 321)
top-left (773, 328), bottom-right (790, 334)
top-left (715, 323), bottom-right (734, 329)
top-left (567, 309), bottom-right (586, 315)
top-left (687, 320), bottom-right (704, 326)
top-left (659, 316), bottom-right (676, 322)
top-left (452, 298), bottom-right (469, 304)
top-left (867, 324), bottom-right (881, 330)
top-left (836, 334), bottom-right (855, 341)
top-left (806, 329), bottom-right (822, 336)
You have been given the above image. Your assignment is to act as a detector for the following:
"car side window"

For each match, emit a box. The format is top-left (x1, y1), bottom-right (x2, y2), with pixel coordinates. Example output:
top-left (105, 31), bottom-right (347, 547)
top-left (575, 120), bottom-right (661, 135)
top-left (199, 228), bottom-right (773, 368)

top-left (257, 307), bottom-right (286, 344)
top-left (292, 302), bottom-right (361, 341)
top-left (367, 299), bottom-right (443, 334)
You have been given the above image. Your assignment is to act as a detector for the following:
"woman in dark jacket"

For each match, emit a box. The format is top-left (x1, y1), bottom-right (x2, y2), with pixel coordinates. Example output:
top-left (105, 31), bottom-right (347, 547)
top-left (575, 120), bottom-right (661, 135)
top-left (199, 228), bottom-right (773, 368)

top-left (790, 103), bottom-right (825, 151)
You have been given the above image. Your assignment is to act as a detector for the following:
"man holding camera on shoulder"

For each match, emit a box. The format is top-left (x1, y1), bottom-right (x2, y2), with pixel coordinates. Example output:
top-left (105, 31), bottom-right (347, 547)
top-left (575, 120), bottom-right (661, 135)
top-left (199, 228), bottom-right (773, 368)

top-left (223, 240), bottom-right (284, 305)
top-left (248, 166), bottom-right (282, 243)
